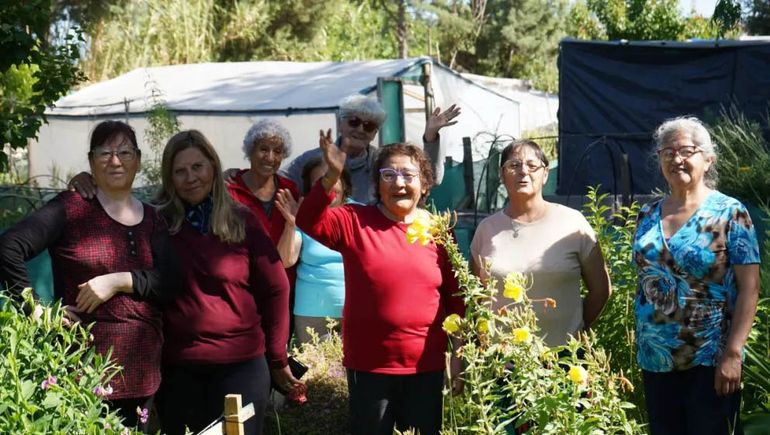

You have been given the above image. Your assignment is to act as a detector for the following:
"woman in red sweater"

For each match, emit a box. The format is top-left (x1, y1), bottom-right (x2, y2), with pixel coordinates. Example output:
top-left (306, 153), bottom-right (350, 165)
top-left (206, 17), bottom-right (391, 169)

top-left (153, 130), bottom-right (301, 435)
top-left (296, 132), bottom-right (465, 435)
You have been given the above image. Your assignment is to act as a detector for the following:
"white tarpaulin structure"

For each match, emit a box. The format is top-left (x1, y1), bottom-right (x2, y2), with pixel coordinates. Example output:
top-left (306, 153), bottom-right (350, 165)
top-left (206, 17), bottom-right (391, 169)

top-left (31, 57), bottom-right (520, 185)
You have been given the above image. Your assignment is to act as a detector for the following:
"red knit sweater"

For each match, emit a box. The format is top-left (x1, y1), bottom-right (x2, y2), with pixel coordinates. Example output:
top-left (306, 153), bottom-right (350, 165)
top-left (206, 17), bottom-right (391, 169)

top-left (296, 181), bottom-right (465, 374)
top-left (226, 171), bottom-right (299, 245)
top-left (162, 208), bottom-right (290, 369)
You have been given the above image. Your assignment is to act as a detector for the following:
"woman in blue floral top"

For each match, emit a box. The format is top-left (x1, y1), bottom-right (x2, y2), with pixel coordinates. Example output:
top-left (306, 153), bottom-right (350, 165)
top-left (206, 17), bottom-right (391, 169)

top-left (634, 116), bottom-right (760, 435)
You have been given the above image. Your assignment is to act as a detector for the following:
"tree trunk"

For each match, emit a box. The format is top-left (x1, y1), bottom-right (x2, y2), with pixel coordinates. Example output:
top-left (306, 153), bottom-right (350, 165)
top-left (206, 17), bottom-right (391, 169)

top-left (397, 0), bottom-right (407, 58)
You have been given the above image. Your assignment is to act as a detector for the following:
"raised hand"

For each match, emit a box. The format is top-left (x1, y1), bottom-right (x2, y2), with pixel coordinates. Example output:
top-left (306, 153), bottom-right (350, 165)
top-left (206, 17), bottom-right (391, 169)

top-left (274, 188), bottom-right (301, 227)
top-left (425, 104), bottom-right (461, 142)
top-left (319, 129), bottom-right (347, 188)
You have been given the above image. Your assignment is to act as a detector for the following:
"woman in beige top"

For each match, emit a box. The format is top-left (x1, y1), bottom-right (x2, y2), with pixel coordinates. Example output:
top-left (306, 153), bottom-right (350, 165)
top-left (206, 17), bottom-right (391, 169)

top-left (470, 139), bottom-right (611, 346)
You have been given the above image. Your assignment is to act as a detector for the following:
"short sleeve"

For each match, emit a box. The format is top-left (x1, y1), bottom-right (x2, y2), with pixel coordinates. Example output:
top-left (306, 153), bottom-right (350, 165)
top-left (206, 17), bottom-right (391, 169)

top-left (727, 202), bottom-right (760, 265)
top-left (573, 210), bottom-right (598, 264)
top-left (469, 220), bottom-right (487, 265)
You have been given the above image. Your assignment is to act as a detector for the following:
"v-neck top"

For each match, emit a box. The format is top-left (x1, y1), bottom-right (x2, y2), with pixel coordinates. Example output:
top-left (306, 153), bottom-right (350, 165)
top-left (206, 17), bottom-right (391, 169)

top-left (633, 190), bottom-right (760, 372)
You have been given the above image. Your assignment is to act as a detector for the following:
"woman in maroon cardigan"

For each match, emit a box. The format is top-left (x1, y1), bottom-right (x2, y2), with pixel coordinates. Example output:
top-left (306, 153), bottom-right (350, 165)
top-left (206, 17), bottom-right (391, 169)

top-left (0, 120), bottom-right (179, 431)
top-left (153, 130), bottom-right (300, 435)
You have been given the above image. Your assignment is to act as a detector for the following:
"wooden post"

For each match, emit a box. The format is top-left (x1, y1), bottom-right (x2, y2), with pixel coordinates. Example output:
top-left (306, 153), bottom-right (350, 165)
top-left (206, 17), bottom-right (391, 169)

top-left (224, 394), bottom-right (244, 435)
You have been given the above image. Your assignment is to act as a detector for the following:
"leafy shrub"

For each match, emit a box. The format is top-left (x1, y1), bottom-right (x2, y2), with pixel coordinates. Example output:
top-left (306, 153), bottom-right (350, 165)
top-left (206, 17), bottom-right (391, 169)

top-left (709, 105), bottom-right (770, 206)
top-left (422, 212), bottom-right (643, 434)
top-left (0, 289), bottom-right (138, 434)
top-left (265, 325), bottom-right (349, 435)
top-left (582, 187), bottom-right (647, 419)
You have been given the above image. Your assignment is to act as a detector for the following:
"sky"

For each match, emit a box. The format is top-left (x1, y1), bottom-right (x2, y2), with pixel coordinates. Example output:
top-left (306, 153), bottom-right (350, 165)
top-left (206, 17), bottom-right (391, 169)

top-left (678, 0), bottom-right (719, 17)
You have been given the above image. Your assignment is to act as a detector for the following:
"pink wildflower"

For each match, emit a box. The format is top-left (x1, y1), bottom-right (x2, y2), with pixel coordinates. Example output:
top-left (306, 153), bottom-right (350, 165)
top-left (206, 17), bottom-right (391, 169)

top-left (40, 375), bottom-right (58, 390)
top-left (136, 407), bottom-right (149, 424)
top-left (93, 384), bottom-right (114, 398)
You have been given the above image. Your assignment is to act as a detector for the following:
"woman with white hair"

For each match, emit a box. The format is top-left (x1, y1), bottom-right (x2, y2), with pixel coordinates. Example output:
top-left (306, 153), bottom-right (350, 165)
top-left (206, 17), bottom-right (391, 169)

top-left (634, 116), bottom-right (760, 434)
top-left (227, 119), bottom-right (300, 266)
top-left (282, 94), bottom-right (460, 203)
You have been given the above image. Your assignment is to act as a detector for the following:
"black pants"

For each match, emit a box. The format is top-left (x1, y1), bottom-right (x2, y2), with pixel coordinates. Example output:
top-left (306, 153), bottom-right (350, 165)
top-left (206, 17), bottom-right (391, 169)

top-left (156, 357), bottom-right (271, 435)
top-left (347, 369), bottom-right (444, 435)
top-left (643, 366), bottom-right (743, 435)
top-left (109, 396), bottom-right (153, 433)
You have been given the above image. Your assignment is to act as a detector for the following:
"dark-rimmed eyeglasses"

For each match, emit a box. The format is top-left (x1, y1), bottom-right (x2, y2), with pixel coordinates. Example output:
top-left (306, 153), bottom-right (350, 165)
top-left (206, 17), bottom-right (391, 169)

top-left (347, 117), bottom-right (379, 133)
top-left (90, 147), bottom-right (139, 163)
top-left (656, 146), bottom-right (701, 162)
top-left (379, 168), bottom-right (418, 184)
top-left (501, 160), bottom-right (545, 174)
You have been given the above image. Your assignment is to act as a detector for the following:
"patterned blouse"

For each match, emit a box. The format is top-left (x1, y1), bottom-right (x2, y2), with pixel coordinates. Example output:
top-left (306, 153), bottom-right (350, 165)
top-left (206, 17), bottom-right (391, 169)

top-left (633, 190), bottom-right (760, 373)
top-left (0, 191), bottom-right (178, 399)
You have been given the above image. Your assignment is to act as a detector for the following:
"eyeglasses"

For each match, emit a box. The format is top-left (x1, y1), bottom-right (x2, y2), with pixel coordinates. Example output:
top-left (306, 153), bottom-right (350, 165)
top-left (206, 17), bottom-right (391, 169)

top-left (502, 160), bottom-right (545, 174)
top-left (379, 168), bottom-right (419, 184)
top-left (346, 117), bottom-right (379, 133)
top-left (90, 147), bottom-right (138, 163)
top-left (657, 146), bottom-right (701, 162)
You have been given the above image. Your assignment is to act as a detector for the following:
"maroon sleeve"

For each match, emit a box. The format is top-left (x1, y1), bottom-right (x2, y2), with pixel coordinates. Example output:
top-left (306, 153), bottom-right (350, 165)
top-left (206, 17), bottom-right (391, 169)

top-left (130, 209), bottom-right (184, 303)
top-left (246, 213), bottom-right (290, 369)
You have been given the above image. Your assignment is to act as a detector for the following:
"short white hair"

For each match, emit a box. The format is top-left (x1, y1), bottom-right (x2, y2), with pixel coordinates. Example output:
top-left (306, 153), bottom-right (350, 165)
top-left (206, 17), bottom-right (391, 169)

top-left (242, 119), bottom-right (293, 159)
top-left (337, 94), bottom-right (387, 126)
top-left (653, 116), bottom-right (718, 188)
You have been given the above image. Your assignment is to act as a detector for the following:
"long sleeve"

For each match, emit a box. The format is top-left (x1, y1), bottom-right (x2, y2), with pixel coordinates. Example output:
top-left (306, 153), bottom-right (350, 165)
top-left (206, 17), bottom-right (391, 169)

top-left (0, 198), bottom-right (65, 301)
top-left (129, 212), bottom-right (184, 303)
top-left (295, 179), bottom-right (348, 249)
top-left (248, 216), bottom-right (291, 369)
top-left (423, 134), bottom-right (445, 185)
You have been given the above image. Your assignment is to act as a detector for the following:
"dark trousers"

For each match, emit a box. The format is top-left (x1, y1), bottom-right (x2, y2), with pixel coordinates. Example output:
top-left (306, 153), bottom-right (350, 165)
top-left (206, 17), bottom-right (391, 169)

top-left (643, 366), bottom-right (743, 435)
top-left (109, 396), bottom-right (153, 433)
top-left (347, 369), bottom-right (444, 435)
top-left (156, 357), bottom-right (271, 435)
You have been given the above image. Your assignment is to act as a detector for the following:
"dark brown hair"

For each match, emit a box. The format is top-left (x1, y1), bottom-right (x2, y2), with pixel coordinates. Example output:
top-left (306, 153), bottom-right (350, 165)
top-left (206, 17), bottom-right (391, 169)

top-left (500, 139), bottom-right (549, 168)
top-left (300, 157), bottom-right (353, 200)
top-left (89, 120), bottom-right (139, 153)
top-left (371, 142), bottom-right (435, 203)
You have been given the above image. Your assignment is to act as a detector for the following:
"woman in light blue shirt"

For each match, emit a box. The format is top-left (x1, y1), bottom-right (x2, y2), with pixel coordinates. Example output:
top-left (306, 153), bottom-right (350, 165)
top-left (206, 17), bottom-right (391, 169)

top-left (279, 157), bottom-right (353, 344)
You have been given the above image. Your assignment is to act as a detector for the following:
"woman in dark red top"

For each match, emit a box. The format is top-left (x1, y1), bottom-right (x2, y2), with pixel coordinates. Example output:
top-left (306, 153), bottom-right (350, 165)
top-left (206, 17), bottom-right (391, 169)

top-left (153, 130), bottom-right (300, 435)
top-left (226, 119), bottom-right (300, 263)
top-left (0, 121), bottom-right (179, 431)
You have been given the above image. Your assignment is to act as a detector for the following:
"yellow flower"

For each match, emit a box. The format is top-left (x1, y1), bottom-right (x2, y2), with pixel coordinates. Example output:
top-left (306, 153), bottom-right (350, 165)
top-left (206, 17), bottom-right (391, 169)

top-left (568, 366), bottom-right (588, 385)
top-left (738, 166), bottom-right (751, 173)
top-left (477, 319), bottom-right (490, 334)
top-left (442, 314), bottom-right (462, 334)
top-left (503, 282), bottom-right (525, 302)
top-left (406, 215), bottom-right (434, 245)
top-left (503, 272), bottom-right (527, 302)
top-left (512, 327), bottom-right (532, 344)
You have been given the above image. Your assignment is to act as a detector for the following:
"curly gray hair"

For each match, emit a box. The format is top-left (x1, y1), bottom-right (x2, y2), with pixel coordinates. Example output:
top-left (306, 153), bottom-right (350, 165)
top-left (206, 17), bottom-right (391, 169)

top-left (337, 94), bottom-right (387, 126)
top-left (653, 116), bottom-right (718, 188)
top-left (242, 119), bottom-right (293, 159)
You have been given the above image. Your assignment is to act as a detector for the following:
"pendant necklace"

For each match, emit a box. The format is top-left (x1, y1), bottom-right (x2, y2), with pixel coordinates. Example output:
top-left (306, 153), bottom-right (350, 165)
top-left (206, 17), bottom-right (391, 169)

top-left (511, 221), bottom-right (520, 238)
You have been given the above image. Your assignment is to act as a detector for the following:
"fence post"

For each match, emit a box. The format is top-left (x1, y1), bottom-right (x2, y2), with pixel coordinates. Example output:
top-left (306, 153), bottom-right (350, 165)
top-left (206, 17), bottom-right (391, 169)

top-left (224, 394), bottom-right (244, 435)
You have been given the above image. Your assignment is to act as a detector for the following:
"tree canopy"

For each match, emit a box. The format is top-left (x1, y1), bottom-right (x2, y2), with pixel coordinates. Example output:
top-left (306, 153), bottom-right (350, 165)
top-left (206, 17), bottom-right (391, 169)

top-left (0, 0), bottom-right (84, 169)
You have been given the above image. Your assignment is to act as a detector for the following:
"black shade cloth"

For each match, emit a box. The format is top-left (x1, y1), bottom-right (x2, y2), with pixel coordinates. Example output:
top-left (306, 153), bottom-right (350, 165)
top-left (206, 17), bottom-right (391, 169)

top-left (558, 39), bottom-right (770, 195)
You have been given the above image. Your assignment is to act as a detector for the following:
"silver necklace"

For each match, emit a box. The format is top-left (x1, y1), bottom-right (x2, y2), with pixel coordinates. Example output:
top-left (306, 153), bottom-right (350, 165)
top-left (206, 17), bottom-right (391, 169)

top-left (511, 220), bottom-right (520, 238)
